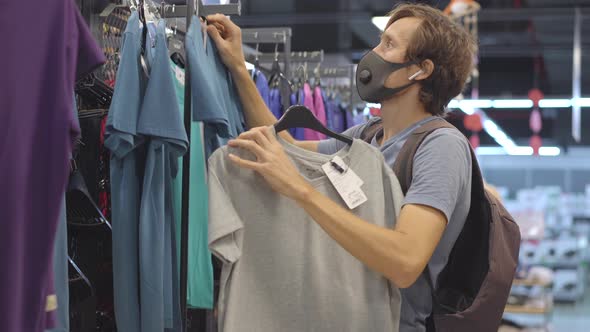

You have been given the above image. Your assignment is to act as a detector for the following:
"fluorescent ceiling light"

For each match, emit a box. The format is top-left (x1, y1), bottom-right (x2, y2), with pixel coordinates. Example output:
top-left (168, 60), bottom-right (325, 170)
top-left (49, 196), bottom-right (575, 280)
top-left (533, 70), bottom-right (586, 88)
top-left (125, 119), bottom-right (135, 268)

top-left (476, 146), bottom-right (560, 156)
top-left (365, 103), bottom-right (382, 108)
top-left (460, 99), bottom-right (493, 109)
top-left (447, 100), bottom-right (460, 109)
top-left (539, 99), bottom-right (571, 108)
top-left (372, 16), bottom-right (389, 31)
top-left (492, 99), bottom-right (533, 108)
top-left (575, 98), bottom-right (590, 107)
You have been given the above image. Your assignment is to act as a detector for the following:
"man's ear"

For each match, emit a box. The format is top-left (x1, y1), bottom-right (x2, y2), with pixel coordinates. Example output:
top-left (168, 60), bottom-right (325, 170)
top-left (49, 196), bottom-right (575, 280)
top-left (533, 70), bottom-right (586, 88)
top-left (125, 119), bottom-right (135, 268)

top-left (409, 59), bottom-right (434, 81)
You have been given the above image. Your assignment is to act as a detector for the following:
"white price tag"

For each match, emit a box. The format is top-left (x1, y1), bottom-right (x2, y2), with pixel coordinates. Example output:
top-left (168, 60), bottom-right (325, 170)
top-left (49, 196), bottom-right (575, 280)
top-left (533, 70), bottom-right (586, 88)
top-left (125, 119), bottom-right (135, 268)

top-left (330, 156), bottom-right (363, 187)
top-left (322, 157), bottom-right (367, 210)
top-left (174, 67), bottom-right (185, 86)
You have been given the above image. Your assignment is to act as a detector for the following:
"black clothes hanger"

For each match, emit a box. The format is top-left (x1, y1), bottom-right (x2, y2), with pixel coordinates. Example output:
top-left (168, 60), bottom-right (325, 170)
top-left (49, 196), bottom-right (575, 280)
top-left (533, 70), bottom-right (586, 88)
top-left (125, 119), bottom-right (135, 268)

top-left (168, 17), bottom-right (186, 69)
top-left (75, 73), bottom-right (113, 109)
top-left (67, 169), bottom-right (112, 229)
top-left (275, 105), bottom-right (353, 145)
top-left (138, 0), bottom-right (151, 76)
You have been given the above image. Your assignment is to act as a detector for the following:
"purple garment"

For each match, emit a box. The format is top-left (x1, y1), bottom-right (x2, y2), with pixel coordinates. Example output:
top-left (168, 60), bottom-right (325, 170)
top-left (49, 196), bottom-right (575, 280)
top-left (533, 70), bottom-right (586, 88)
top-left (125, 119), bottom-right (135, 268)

top-left (0, 1), bottom-right (105, 331)
top-left (330, 99), bottom-right (346, 134)
top-left (255, 71), bottom-right (271, 109)
top-left (353, 111), bottom-right (367, 127)
top-left (269, 88), bottom-right (283, 119)
top-left (289, 90), bottom-right (305, 140)
top-left (312, 86), bottom-right (327, 140)
top-left (322, 90), bottom-right (334, 130)
top-left (302, 83), bottom-right (317, 141)
top-left (345, 105), bottom-right (355, 130)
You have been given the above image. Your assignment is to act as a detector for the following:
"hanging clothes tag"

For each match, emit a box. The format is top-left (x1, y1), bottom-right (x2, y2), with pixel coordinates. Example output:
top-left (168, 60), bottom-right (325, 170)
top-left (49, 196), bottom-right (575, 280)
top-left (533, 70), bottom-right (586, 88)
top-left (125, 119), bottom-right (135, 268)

top-left (174, 66), bottom-right (185, 86)
top-left (322, 157), bottom-right (367, 210)
top-left (330, 156), bottom-right (363, 187)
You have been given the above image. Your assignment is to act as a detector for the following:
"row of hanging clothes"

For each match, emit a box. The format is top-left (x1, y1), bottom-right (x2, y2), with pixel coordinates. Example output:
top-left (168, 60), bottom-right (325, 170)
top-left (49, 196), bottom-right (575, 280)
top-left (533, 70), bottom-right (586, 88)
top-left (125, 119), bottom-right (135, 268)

top-left (54, 0), bottom-right (245, 330)
top-left (100, 0), bottom-right (246, 330)
top-left (250, 51), bottom-right (361, 141)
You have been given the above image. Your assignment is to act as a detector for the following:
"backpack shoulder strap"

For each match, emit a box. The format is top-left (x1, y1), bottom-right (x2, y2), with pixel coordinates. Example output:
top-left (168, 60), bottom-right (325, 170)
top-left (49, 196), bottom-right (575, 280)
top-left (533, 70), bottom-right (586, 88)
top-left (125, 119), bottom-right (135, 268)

top-left (392, 118), bottom-right (455, 194)
top-left (359, 118), bottom-right (383, 143)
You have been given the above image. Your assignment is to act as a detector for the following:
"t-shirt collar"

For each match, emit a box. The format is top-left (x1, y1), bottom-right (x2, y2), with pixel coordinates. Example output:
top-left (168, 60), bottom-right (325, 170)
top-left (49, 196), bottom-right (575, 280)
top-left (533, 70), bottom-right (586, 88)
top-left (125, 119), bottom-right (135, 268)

top-left (371, 116), bottom-right (439, 149)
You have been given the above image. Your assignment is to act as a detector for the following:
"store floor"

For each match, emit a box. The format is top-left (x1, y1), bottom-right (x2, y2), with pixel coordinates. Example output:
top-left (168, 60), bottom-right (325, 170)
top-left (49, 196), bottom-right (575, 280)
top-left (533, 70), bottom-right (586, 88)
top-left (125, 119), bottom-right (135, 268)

top-left (552, 293), bottom-right (590, 331)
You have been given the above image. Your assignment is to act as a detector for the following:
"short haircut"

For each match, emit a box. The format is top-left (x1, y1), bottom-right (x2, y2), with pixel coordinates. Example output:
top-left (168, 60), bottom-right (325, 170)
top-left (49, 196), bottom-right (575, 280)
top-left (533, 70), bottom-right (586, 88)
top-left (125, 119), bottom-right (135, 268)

top-left (386, 3), bottom-right (477, 115)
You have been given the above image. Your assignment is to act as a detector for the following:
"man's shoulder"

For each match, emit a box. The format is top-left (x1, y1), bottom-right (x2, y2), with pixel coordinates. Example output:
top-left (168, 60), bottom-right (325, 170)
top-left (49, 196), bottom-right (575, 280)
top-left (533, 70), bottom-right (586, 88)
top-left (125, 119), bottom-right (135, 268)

top-left (417, 126), bottom-right (471, 160)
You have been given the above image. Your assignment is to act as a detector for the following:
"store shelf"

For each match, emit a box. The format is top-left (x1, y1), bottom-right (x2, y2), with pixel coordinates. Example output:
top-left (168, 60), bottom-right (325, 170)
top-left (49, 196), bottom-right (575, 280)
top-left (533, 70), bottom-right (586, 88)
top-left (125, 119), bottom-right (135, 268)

top-left (512, 279), bottom-right (553, 287)
top-left (505, 304), bottom-right (553, 314)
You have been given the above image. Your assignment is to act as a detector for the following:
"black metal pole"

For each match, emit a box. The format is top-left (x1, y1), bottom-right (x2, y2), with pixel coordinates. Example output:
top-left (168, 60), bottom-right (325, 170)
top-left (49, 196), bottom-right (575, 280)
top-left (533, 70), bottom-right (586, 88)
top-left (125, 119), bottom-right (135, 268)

top-left (180, 0), bottom-right (194, 330)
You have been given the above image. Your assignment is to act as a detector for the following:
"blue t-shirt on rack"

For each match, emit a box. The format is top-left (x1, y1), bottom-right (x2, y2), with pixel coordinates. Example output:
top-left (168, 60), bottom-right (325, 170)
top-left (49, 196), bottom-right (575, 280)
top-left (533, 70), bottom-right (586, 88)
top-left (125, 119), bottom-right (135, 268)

top-left (137, 20), bottom-right (187, 332)
top-left (186, 18), bottom-right (245, 159)
top-left (104, 11), bottom-right (144, 332)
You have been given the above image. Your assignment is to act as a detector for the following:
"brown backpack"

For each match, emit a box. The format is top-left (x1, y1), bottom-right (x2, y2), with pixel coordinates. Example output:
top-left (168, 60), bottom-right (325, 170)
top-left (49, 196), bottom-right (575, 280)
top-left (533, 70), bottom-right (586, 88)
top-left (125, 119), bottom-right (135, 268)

top-left (360, 118), bottom-right (521, 332)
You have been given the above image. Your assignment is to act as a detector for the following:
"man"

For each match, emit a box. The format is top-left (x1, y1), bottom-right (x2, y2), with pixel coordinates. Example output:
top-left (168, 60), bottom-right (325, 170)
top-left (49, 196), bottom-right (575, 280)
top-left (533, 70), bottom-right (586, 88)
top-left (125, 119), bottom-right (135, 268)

top-left (206, 3), bottom-right (476, 331)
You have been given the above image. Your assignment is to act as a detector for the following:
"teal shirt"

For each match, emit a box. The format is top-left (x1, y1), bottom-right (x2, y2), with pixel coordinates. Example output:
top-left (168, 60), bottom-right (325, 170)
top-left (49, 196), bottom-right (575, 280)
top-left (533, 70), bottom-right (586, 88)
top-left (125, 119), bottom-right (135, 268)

top-left (171, 60), bottom-right (214, 309)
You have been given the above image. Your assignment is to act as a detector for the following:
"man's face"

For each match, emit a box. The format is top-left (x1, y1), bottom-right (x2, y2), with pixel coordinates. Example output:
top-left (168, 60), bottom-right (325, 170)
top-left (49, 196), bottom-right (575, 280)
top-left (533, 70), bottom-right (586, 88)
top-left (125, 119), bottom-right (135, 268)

top-left (373, 17), bottom-right (422, 90)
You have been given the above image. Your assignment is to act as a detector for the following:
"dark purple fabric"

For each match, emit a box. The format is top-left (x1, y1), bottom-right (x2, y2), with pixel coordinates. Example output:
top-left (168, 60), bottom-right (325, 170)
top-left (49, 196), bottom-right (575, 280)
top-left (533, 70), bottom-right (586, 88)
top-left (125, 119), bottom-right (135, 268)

top-left (0, 1), bottom-right (105, 331)
top-left (345, 105), bottom-right (355, 130)
top-left (269, 88), bottom-right (283, 120)
top-left (289, 90), bottom-right (306, 140)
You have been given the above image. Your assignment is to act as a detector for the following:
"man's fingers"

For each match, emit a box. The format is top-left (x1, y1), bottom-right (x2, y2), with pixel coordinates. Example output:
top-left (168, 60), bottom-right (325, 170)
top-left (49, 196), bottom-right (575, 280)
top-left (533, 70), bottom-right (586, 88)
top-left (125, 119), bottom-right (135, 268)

top-left (206, 24), bottom-right (223, 44)
top-left (228, 139), bottom-right (266, 157)
top-left (238, 128), bottom-right (271, 147)
top-left (261, 126), bottom-right (277, 143)
top-left (206, 14), bottom-right (238, 34)
top-left (228, 154), bottom-right (260, 171)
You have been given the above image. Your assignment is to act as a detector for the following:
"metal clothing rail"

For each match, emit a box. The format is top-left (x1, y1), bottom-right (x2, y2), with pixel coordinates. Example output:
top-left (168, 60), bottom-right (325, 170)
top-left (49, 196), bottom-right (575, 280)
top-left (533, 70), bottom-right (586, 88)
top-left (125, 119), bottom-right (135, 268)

top-left (241, 27), bottom-right (293, 77)
top-left (160, 1), bottom-right (241, 18)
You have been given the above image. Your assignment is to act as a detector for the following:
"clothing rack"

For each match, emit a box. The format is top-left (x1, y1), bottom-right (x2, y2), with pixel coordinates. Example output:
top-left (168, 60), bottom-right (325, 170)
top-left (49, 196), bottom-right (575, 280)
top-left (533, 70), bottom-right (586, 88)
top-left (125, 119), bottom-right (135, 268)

top-left (154, 1), bottom-right (242, 331)
top-left (242, 27), bottom-right (293, 77)
top-left (160, 1), bottom-right (241, 17)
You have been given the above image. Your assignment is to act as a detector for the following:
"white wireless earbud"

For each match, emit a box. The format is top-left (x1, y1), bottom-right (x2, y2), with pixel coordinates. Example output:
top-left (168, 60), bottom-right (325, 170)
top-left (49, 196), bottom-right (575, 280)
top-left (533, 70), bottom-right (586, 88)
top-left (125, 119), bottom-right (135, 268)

top-left (408, 70), bottom-right (424, 81)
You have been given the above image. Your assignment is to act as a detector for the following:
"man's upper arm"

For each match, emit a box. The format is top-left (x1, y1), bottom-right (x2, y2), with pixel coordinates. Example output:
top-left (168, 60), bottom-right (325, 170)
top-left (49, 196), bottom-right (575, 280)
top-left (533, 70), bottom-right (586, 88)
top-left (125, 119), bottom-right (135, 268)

top-left (395, 129), bottom-right (472, 270)
top-left (403, 129), bottom-right (472, 223)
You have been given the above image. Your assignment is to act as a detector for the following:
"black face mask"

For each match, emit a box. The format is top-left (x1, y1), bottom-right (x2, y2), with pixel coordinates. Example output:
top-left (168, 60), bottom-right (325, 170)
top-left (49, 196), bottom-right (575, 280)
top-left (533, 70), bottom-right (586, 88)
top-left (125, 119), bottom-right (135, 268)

top-left (356, 51), bottom-right (417, 103)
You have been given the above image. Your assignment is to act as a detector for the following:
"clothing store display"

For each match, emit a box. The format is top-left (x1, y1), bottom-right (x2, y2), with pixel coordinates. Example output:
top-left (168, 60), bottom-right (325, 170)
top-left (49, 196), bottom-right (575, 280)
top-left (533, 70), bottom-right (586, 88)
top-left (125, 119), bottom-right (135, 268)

top-left (104, 11), bottom-right (144, 332)
top-left (208, 130), bottom-right (404, 332)
top-left (186, 18), bottom-right (245, 159)
top-left (302, 83), bottom-right (317, 140)
top-left (171, 61), bottom-right (214, 309)
top-left (318, 117), bottom-right (472, 332)
top-left (0, 0), bottom-right (105, 330)
top-left (137, 20), bottom-right (187, 332)
top-left (254, 70), bottom-right (271, 109)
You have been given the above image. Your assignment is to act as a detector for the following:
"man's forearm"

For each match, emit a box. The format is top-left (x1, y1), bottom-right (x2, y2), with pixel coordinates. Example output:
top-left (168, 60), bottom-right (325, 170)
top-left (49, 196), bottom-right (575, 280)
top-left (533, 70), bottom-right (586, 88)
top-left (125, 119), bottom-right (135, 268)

top-left (294, 187), bottom-right (423, 288)
top-left (230, 66), bottom-right (295, 143)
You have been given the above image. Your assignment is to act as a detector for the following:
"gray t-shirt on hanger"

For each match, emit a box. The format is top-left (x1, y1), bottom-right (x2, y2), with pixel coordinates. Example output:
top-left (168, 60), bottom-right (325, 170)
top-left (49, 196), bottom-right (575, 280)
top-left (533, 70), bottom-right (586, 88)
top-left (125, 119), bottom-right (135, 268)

top-left (208, 132), bottom-right (405, 332)
top-left (318, 116), bottom-right (473, 332)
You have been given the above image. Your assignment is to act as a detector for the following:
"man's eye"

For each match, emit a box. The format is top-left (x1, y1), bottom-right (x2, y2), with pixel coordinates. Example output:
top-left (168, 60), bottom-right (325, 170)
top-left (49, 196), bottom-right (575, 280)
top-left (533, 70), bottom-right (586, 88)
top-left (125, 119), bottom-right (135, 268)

top-left (387, 41), bottom-right (394, 48)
